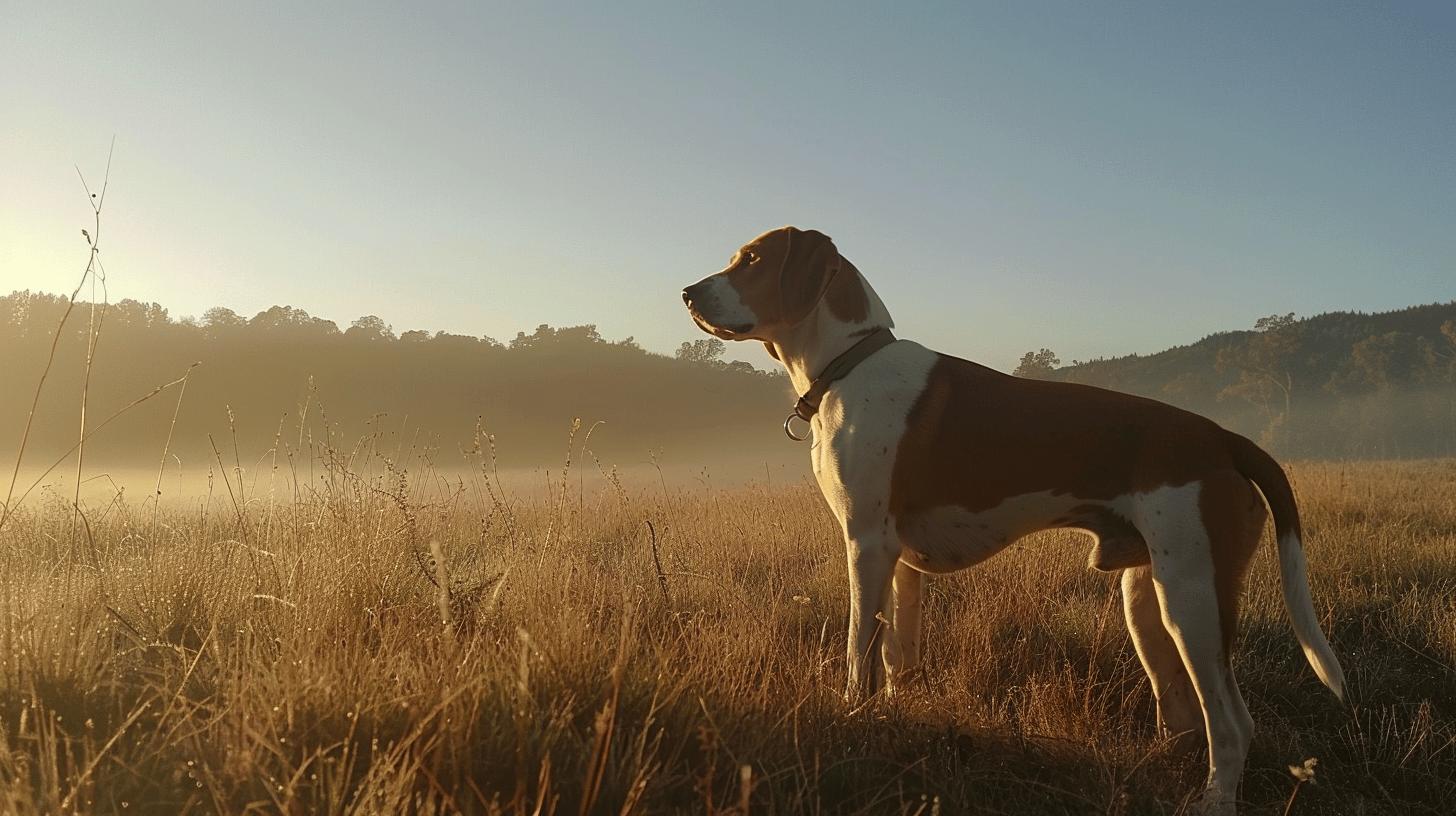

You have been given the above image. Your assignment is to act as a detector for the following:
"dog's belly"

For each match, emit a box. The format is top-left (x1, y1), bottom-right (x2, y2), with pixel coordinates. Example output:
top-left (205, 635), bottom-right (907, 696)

top-left (897, 505), bottom-right (1016, 573)
top-left (895, 496), bottom-right (1149, 574)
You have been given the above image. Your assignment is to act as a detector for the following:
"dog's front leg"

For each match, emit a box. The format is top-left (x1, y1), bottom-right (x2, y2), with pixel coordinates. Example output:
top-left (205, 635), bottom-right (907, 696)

top-left (844, 529), bottom-right (898, 704)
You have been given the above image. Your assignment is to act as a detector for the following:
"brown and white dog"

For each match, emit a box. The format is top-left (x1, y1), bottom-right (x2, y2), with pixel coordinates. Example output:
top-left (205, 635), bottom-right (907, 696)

top-left (682, 226), bottom-right (1345, 815)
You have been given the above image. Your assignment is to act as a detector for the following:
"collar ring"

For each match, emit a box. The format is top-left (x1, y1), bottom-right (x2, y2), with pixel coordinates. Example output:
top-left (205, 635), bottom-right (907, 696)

top-left (783, 412), bottom-right (812, 442)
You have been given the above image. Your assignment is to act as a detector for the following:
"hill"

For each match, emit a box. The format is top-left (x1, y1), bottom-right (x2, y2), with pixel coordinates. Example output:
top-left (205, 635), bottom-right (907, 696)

top-left (1027, 302), bottom-right (1456, 458)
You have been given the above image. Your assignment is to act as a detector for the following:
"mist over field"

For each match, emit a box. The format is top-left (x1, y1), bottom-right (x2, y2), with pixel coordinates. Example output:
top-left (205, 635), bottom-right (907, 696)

top-left (0, 292), bottom-right (815, 502)
top-left (4, 291), bottom-right (1456, 506)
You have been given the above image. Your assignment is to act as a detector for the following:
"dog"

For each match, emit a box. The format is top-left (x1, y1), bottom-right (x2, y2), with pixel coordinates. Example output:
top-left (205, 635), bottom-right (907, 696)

top-left (682, 226), bottom-right (1345, 815)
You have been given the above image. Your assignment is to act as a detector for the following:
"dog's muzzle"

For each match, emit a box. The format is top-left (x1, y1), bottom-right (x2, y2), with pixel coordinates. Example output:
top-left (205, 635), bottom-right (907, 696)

top-left (683, 285), bottom-right (751, 337)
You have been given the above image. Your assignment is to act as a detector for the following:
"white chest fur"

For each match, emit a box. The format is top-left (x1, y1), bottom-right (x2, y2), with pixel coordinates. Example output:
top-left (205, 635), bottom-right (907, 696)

top-left (809, 340), bottom-right (938, 539)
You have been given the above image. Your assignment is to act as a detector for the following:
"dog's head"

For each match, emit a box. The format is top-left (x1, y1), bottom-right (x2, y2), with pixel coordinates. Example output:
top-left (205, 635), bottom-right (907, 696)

top-left (682, 226), bottom-right (841, 343)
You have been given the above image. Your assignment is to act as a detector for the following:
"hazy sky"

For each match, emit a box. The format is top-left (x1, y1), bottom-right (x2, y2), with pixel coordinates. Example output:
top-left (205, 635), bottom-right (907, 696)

top-left (3, 2), bottom-right (1453, 371)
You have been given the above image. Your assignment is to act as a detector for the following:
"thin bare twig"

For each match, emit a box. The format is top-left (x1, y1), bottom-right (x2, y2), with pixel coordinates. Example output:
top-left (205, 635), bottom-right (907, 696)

top-left (70, 241), bottom-right (109, 548)
top-left (152, 362), bottom-right (201, 530)
top-left (1, 140), bottom-right (116, 534)
top-left (646, 520), bottom-right (670, 604)
top-left (2, 371), bottom-right (193, 531)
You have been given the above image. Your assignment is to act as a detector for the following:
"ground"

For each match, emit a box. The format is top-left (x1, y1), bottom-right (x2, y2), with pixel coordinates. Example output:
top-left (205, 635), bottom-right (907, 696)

top-left (1, 452), bottom-right (1453, 814)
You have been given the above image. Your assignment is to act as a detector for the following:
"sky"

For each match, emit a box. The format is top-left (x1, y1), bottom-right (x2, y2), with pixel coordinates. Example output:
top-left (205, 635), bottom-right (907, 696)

top-left (2, 1), bottom-right (1453, 371)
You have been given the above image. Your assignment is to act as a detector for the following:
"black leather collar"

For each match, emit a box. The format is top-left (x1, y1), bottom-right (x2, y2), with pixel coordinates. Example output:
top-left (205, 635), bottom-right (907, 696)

top-left (784, 327), bottom-right (896, 440)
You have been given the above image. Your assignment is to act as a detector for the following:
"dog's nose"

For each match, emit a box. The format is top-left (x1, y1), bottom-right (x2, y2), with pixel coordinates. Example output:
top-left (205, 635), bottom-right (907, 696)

top-left (682, 289), bottom-right (692, 304)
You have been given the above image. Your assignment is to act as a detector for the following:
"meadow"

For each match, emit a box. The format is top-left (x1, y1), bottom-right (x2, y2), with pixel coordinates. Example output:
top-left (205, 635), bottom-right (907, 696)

top-left (1, 434), bottom-right (1453, 814)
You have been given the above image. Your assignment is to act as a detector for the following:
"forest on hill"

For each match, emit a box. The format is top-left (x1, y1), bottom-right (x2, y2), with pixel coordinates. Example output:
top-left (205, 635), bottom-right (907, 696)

top-left (1015, 302), bottom-right (1456, 458)
top-left (5, 291), bottom-right (1455, 493)
top-left (0, 291), bottom-right (797, 482)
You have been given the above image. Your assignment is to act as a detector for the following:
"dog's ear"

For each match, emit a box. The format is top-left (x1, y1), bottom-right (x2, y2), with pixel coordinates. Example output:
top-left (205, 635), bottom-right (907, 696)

top-left (763, 341), bottom-right (780, 361)
top-left (778, 228), bottom-right (839, 326)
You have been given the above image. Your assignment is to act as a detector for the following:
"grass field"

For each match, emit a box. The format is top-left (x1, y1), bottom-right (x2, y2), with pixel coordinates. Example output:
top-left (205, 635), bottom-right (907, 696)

top-left (1, 443), bottom-right (1453, 814)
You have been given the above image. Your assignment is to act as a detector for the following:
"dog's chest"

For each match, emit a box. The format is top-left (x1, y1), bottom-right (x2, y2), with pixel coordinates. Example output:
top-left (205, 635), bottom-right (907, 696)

top-left (810, 342), bottom-right (937, 534)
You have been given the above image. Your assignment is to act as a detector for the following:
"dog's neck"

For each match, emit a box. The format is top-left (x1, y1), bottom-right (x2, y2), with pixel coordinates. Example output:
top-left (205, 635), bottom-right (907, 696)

top-left (770, 265), bottom-right (895, 398)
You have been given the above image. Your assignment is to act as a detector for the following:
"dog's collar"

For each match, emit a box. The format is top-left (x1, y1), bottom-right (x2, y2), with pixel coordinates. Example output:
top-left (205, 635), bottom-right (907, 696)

top-left (784, 327), bottom-right (897, 441)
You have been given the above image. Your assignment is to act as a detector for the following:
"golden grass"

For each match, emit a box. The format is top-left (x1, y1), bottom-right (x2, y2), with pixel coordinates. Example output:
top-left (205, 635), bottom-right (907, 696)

top-left (1, 449), bottom-right (1453, 814)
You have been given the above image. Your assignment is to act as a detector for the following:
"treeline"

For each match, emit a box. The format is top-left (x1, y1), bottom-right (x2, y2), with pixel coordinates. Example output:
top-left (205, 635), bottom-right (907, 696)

top-left (8, 290), bottom-right (1453, 479)
top-left (0, 291), bottom-right (795, 474)
top-left (1017, 302), bottom-right (1456, 459)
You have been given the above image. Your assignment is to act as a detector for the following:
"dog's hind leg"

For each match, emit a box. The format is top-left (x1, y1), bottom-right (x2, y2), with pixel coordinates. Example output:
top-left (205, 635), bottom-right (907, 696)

top-left (1137, 482), bottom-right (1252, 816)
top-left (1208, 472), bottom-right (1268, 748)
top-left (1122, 565), bottom-right (1202, 750)
top-left (883, 559), bottom-right (924, 694)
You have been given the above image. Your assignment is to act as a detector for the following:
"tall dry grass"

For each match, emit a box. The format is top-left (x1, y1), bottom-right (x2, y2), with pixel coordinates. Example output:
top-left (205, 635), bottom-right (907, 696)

top-left (1, 424), bottom-right (1453, 813)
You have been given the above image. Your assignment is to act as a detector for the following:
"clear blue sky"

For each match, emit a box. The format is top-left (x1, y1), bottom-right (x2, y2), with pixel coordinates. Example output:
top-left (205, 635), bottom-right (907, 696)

top-left (3, 1), bottom-right (1453, 371)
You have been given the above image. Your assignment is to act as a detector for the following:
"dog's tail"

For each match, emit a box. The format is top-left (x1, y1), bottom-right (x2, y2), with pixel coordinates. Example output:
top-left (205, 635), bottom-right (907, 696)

top-left (1227, 430), bottom-right (1346, 702)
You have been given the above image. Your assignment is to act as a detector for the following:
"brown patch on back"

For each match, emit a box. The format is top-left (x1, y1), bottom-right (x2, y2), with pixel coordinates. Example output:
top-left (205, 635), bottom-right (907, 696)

top-left (1201, 471), bottom-right (1267, 652)
top-left (887, 351), bottom-right (1278, 651)
top-left (889, 355), bottom-right (1237, 532)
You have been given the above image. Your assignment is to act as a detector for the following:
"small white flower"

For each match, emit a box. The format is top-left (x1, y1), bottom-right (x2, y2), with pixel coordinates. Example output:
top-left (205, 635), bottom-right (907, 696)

top-left (1288, 756), bottom-right (1318, 783)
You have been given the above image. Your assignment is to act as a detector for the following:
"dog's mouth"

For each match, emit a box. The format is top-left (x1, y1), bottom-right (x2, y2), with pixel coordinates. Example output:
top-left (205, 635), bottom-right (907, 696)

top-left (689, 309), bottom-right (752, 340)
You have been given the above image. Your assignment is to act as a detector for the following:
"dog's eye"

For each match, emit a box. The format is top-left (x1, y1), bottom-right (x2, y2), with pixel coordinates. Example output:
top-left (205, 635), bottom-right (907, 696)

top-left (744, 251), bottom-right (759, 265)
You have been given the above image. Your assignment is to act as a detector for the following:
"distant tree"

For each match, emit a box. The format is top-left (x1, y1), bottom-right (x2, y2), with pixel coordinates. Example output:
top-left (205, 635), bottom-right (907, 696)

top-left (1160, 371), bottom-right (1207, 407)
top-left (202, 306), bottom-right (246, 330)
top-left (555, 325), bottom-right (604, 345)
top-left (346, 315), bottom-right (395, 341)
top-left (424, 331), bottom-right (501, 350)
top-left (1, 291), bottom-right (70, 339)
top-left (1013, 348), bottom-right (1060, 379)
top-left (1217, 313), bottom-right (1301, 450)
top-left (0, 291), bottom-right (18, 324)
top-left (1423, 320), bottom-right (1456, 449)
top-left (113, 299), bottom-right (170, 329)
top-left (511, 326), bottom-right (543, 350)
top-left (1328, 332), bottom-right (1423, 394)
top-left (1429, 320), bottom-right (1456, 379)
top-left (676, 338), bottom-right (726, 366)
top-left (1324, 331), bottom-right (1433, 456)
top-left (250, 305), bottom-right (340, 337)
top-left (400, 329), bottom-right (430, 342)
top-left (510, 324), bottom-right (604, 350)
